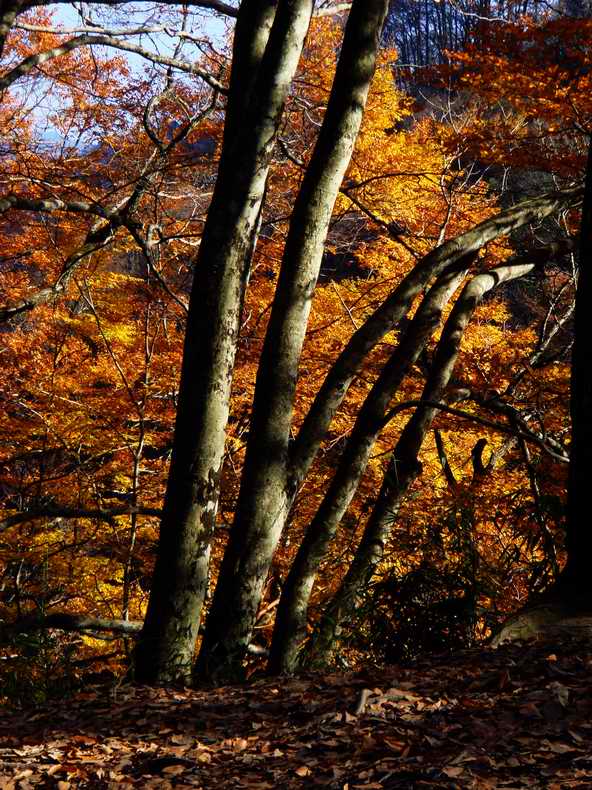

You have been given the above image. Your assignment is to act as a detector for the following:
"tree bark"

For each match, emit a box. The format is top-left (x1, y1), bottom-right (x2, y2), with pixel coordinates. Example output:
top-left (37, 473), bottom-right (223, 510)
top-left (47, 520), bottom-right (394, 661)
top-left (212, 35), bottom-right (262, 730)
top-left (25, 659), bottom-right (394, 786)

top-left (288, 187), bottom-right (583, 490)
top-left (196, 0), bottom-right (390, 683)
top-left (268, 261), bottom-right (470, 673)
top-left (0, 613), bottom-right (268, 655)
top-left (559, 138), bottom-right (592, 601)
top-left (134, 0), bottom-right (314, 685)
top-left (308, 260), bottom-right (539, 664)
top-left (0, 0), bottom-right (26, 60)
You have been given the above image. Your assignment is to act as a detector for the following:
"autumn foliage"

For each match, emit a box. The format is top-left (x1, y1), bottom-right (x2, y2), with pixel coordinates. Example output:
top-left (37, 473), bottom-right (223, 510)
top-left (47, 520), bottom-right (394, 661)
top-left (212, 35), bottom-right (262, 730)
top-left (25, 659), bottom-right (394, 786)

top-left (0, 3), bottom-right (586, 699)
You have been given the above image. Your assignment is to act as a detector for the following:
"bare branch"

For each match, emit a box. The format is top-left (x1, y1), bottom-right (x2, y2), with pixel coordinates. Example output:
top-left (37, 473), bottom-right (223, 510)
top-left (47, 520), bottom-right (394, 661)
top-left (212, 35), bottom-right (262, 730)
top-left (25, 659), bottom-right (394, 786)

top-left (16, 22), bottom-right (211, 37)
top-left (19, 0), bottom-right (239, 16)
top-left (0, 194), bottom-right (122, 220)
top-left (1, 505), bottom-right (162, 532)
top-left (380, 400), bottom-right (568, 463)
top-left (0, 33), bottom-right (227, 93)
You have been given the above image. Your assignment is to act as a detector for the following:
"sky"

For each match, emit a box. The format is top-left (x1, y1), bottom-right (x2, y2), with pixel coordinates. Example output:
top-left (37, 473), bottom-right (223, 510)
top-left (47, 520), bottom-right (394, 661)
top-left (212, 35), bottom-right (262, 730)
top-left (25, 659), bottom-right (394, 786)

top-left (25, 3), bottom-right (234, 142)
top-left (50, 2), bottom-right (232, 59)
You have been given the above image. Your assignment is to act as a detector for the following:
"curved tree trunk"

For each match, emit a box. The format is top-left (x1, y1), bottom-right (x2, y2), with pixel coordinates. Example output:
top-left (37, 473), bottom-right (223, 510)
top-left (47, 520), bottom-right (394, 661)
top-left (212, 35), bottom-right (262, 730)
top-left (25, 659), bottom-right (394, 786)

top-left (195, 0), bottom-right (391, 683)
top-left (134, 0), bottom-right (313, 685)
top-left (267, 262), bottom-right (470, 674)
top-left (308, 260), bottom-right (539, 664)
top-left (288, 188), bottom-right (582, 487)
top-left (266, 195), bottom-right (582, 672)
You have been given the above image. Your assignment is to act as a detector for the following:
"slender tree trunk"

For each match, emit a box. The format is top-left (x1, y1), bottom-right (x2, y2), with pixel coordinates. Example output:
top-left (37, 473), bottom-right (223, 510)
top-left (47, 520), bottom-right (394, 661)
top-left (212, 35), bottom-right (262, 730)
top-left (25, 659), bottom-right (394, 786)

top-left (196, 0), bottom-right (390, 683)
top-left (268, 262), bottom-right (470, 673)
top-left (191, 187), bottom-right (578, 679)
top-left (560, 138), bottom-right (592, 601)
top-left (0, 0), bottom-right (26, 60)
top-left (288, 188), bottom-right (582, 490)
top-left (134, 0), bottom-right (313, 685)
top-left (308, 260), bottom-right (539, 664)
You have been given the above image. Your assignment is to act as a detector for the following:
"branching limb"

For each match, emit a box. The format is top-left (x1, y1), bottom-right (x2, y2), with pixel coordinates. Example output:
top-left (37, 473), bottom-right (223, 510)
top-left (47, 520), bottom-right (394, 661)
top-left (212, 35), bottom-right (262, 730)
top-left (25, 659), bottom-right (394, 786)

top-left (0, 84), bottom-right (215, 322)
top-left (17, 0), bottom-right (239, 18)
top-left (0, 194), bottom-right (123, 220)
top-left (0, 612), bottom-right (267, 656)
top-left (289, 186), bottom-right (582, 487)
top-left (380, 399), bottom-right (569, 463)
top-left (0, 33), bottom-right (227, 93)
top-left (0, 505), bottom-right (162, 532)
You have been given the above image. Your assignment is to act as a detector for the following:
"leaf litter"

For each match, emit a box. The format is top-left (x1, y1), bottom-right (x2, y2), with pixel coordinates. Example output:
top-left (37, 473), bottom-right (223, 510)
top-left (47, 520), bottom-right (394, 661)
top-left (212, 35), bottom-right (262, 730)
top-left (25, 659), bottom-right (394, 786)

top-left (1, 635), bottom-right (591, 788)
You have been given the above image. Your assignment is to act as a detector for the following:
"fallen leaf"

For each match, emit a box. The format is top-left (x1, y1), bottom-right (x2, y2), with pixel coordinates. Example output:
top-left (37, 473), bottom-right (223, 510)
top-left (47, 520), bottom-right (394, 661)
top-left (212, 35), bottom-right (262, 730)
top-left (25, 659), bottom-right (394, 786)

top-left (162, 765), bottom-right (187, 776)
top-left (549, 681), bottom-right (569, 707)
top-left (442, 766), bottom-right (464, 778)
top-left (11, 771), bottom-right (32, 781)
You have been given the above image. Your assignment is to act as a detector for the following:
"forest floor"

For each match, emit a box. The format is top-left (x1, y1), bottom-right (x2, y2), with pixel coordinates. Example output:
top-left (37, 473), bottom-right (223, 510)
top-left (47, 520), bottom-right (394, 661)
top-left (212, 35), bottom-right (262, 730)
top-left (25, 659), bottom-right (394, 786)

top-left (0, 636), bottom-right (591, 789)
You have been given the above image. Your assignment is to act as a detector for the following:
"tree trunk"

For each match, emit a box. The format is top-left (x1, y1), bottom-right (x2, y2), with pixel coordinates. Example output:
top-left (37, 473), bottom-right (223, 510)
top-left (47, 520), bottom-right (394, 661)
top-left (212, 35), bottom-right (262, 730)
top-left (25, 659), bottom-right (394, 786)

top-left (268, 262), bottom-right (470, 673)
top-left (489, 145), bottom-right (592, 643)
top-left (196, 0), bottom-right (390, 683)
top-left (288, 188), bottom-right (582, 488)
top-left (0, 0), bottom-right (26, 60)
top-left (134, 0), bottom-right (313, 684)
top-left (308, 260), bottom-right (539, 664)
top-left (266, 194), bottom-right (582, 631)
top-left (561, 138), bottom-right (592, 602)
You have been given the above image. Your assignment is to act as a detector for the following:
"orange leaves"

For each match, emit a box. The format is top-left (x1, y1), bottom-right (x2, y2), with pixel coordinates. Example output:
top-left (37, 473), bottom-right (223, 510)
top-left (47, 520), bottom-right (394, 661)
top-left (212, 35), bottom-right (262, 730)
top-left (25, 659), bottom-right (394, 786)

top-left (440, 17), bottom-right (592, 175)
top-left (0, 4), bottom-right (576, 684)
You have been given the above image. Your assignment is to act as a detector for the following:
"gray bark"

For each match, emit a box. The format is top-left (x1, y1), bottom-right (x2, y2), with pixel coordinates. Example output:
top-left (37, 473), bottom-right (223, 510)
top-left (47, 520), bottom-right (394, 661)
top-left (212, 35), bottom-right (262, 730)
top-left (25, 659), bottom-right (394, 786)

top-left (262, 193), bottom-right (582, 671)
top-left (288, 187), bottom-right (583, 490)
top-left (0, 0), bottom-right (26, 59)
top-left (268, 261), bottom-right (471, 673)
top-left (196, 0), bottom-right (390, 683)
top-left (134, 0), bottom-right (314, 685)
top-left (0, 613), bottom-right (267, 655)
top-left (309, 260), bottom-right (540, 663)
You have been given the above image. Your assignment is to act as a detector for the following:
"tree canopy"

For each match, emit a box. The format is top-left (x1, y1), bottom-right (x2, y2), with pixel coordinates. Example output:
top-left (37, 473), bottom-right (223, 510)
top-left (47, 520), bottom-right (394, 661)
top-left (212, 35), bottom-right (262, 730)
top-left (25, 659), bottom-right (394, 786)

top-left (0, 0), bottom-right (589, 698)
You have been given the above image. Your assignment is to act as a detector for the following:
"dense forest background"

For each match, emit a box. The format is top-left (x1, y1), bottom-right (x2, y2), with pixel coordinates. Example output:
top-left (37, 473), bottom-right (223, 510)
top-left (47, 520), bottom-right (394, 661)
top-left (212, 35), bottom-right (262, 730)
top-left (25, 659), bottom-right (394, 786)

top-left (0, 0), bottom-right (590, 702)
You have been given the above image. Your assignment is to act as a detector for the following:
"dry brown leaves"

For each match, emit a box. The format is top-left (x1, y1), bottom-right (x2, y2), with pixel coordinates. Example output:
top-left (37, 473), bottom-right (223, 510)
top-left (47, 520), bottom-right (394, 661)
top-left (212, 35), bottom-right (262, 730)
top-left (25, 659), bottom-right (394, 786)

top-left (1, 635), bottom-right (591, 788)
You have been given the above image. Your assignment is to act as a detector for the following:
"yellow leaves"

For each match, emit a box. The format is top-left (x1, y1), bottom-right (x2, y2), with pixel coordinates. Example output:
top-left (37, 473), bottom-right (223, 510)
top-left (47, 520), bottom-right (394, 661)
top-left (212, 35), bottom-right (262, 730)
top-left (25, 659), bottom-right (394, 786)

top-left (100, 322), bottom-right (135, 346)
top-left (0, 2), bottom-right (576, 680)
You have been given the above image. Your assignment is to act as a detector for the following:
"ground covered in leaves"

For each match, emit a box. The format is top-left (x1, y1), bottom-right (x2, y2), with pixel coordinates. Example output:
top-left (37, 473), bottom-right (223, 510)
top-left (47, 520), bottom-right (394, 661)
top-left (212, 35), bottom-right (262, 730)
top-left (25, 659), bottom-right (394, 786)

top-left (1, 637), bottom-right (591, 789)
